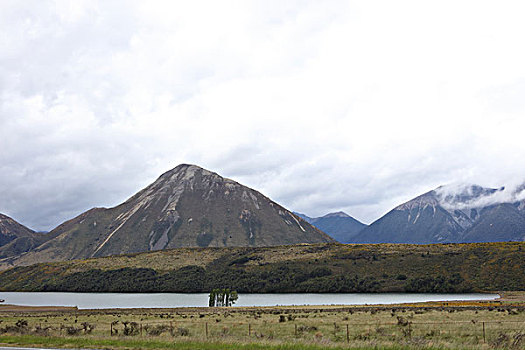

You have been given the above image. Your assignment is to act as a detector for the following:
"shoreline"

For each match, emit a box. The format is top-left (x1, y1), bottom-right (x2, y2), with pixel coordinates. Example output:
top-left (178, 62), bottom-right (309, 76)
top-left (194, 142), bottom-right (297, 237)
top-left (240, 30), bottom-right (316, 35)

top-left (1, 293), bottom-right (523, 314)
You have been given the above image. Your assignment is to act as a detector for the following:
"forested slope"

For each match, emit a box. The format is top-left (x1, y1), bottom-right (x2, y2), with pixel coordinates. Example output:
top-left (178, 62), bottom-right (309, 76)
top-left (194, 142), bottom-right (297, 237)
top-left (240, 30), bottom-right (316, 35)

top-left (0, 242), bottom-right (523, 293)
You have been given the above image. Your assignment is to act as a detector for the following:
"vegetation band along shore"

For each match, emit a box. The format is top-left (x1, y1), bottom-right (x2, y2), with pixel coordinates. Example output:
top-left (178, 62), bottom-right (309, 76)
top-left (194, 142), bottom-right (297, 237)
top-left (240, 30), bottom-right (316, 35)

top-left (0, 242), bottom-right (523, 293)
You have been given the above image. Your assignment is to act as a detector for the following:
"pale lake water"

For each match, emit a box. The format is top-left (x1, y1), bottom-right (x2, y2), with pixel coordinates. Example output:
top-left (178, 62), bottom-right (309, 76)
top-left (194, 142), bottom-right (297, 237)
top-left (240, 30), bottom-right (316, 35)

top-left (0, 292), bottom-right (499, 309)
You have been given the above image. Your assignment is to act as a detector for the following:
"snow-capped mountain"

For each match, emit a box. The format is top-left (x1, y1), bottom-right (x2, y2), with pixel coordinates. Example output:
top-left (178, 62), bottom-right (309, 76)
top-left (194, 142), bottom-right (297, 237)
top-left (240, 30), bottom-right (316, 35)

top-left (352, 184), bottom-right (525, 244)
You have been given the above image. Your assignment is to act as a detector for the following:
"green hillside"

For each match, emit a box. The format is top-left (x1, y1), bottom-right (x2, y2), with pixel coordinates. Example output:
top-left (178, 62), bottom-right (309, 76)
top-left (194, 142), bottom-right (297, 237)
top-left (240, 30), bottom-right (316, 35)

top-left (0, 242), bottom-right (523, 293)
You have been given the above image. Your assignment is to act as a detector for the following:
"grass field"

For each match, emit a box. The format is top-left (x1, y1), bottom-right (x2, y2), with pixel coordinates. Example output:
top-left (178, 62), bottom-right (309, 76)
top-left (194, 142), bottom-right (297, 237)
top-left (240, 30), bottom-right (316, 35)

top-left (0, 335), bottom-right (451, 350)
top-left (1, 299), bottom-right (524, 349)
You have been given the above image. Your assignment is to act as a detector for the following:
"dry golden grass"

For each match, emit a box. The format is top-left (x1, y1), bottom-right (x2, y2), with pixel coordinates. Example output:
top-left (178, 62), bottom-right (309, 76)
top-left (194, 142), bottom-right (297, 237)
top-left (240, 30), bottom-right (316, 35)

top-left (1, 301), bottom-right (524, 349)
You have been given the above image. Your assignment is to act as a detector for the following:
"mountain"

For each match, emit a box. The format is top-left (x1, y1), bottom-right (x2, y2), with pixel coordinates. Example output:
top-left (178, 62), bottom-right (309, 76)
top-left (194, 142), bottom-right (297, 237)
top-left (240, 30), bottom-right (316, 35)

top-left (0, 213), bottom-right (35, 245)
top-left (461, 203), bottom-right (525, 242)
top-left (352, 184), bottom-right (525, 244)
top-left (1, 164), bottom-right (333, 268)
top-left (294, 212), bottom-right (313, 222)
top-left (294, 211), bottom-right (366, 243)
top-left (0, 213), bottom-right (51, 259)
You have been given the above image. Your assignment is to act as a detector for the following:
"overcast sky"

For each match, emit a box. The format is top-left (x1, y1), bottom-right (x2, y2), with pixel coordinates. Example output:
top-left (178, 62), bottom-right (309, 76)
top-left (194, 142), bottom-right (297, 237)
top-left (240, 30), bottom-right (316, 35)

top-left (1, 1), bottom-right (525, 231)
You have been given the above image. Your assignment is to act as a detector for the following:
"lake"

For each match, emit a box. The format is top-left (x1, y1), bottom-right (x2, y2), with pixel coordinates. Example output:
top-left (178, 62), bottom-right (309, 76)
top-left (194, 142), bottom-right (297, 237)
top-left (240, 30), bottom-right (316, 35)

top-left (0, 292), bottom-right (499, 309)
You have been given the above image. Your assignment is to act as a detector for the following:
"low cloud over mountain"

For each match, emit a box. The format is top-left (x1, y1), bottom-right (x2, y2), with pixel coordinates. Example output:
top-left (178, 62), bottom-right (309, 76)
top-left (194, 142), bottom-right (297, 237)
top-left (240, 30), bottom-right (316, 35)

top-left (352, 183), bottom-right (525, 244)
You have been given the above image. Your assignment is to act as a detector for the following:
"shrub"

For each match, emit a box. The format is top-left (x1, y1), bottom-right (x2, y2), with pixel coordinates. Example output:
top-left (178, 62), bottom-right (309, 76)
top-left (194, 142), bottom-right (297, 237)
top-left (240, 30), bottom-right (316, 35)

top-left (175, 327), bottom-right (190, 336)
top-left (64, 326), bottom-right (82, 335)
top-left (81, 322), bottom-right (96, 334)
top-left (0, 319), bottom-right (30, 335)
top-left (297, 325), bottom-right (317, 333)
top-left (122, 321), bottom-right (140, 336)
top-left (144, 324), bottom-right (170, 336)
top-left (33, 325), bottom-right (51, 336)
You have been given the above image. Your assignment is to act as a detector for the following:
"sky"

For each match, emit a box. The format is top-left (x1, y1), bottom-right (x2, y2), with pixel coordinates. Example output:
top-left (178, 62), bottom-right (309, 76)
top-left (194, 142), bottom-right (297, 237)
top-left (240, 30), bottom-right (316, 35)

top-left (1, 1), bottom-right (525, 231)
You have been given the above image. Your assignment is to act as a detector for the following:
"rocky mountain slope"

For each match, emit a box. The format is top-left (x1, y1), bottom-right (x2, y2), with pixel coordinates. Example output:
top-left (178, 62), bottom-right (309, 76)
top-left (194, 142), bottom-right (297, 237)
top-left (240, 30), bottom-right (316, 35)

top-left (295, 211), bottom-right (366, 243)
top-left (0, 213), bottom-right (34, 244)
top-left (0, 213), bottom-right (51, 259)
top-left (352, 184), bottom-right (525, 244)
top-left (0, 164), bottom-right (333, 268)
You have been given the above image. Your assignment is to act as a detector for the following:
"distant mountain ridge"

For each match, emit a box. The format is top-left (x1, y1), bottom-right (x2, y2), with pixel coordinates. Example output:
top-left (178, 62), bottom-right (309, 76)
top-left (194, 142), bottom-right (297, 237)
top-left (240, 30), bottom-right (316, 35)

top-left (3, 170), bottom-right (525, 265)
top-left (0, 164), bottom-right (333, 268)
top-left (352, 184), bottom-right (525, 244)
top-left (294, 211), bottom-right (366, 243)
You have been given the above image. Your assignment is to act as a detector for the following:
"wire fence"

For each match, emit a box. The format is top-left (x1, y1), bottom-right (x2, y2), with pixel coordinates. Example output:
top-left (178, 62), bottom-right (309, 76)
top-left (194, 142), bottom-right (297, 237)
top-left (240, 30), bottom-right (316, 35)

top-left (1, 317), bottom-right (524, 346)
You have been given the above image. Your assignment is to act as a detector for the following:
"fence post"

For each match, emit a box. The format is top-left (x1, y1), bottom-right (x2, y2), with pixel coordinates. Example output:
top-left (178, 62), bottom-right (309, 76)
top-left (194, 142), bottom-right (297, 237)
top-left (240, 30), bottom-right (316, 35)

top-left (140, 323), bottom-right (143, 336)
top-left (295, 324), bottom-right (297, 337)
top-left (110, 322), bottom-right (112, 336)
top-left (249, 323), bottom-right (251, 336)
top-left (334, 322), bottom-right (337, 336)
top-left (346, 324), bottom-right (349, 343)
top-left (482, 322), bottom-right (486, 343)
top-left (206, 322), bottom-right (208, 338)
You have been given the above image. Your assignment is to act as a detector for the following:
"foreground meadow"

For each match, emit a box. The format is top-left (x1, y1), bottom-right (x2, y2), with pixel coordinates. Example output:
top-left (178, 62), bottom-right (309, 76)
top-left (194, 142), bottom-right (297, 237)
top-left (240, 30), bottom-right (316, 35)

top-left (1, 299), bottom-right (524, 349)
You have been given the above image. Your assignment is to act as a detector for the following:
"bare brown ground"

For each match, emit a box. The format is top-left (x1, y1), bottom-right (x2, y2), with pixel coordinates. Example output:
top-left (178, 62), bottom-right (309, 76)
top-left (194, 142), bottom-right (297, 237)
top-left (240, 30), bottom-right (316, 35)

top-left (0, 304), bottom-right (77, 312)
top-left (496, 291), bottom-right (525, 302)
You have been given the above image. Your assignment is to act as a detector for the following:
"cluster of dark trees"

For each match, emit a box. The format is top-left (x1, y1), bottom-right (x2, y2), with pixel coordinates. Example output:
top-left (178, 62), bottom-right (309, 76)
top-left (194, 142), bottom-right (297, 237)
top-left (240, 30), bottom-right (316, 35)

top-left (208, 288), bottom-right (238, 307)
top-left (38, 264), bottom-right (385, 293)
top-left (404, 273), bottom-right (472, 293)
top-left (5, 246), bottom-right (520, 293)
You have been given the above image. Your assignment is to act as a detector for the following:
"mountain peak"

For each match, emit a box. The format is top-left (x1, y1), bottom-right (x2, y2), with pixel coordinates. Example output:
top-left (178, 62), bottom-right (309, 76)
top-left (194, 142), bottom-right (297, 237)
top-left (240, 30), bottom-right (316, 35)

top-left (6, 165), bottom-right (333, 266)
top-left (160, 163), bottom-right (213, 179)
top-left (394, 190), bottom-right (439, 211)
top-left (0, 213), bottom-right (38, 254)
top-left (0, 213), bottom-right (34, 236)
top-left (156, 164), bottom-right (237, 188)
top-left (354, 182), bottom-right (525, 244)
top-left (393, 184), bottom-right (502, 212)
top-left (322, 211), bottom-right (351, 218)
top-left (434, 183), bottom-right (500, 209)
top-left (294, 211), bottom-right (366, 244)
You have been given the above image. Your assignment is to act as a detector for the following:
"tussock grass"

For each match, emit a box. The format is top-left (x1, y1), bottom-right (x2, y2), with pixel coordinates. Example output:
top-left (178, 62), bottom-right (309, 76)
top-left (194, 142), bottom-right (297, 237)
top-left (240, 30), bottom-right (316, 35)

top-left (0, 334), bottom-right (459, 350)
top-left (1, 304), bottom-right (524, 349)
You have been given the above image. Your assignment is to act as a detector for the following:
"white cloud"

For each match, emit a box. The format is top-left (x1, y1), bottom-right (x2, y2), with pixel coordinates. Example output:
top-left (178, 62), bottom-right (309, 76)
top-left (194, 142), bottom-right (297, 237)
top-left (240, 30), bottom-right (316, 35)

top-left (1, 1), bottom-right (525, 229)
top-left (435, 182), bottom-right (525, 210)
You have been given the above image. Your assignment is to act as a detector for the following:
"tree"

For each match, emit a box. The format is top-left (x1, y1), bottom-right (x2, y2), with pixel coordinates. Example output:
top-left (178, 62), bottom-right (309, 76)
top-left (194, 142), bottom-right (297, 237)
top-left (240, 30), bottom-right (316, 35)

top-left (208, 288), bottom-right (238, 307)
top-left (208, 290), bottom-right (216, 307)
